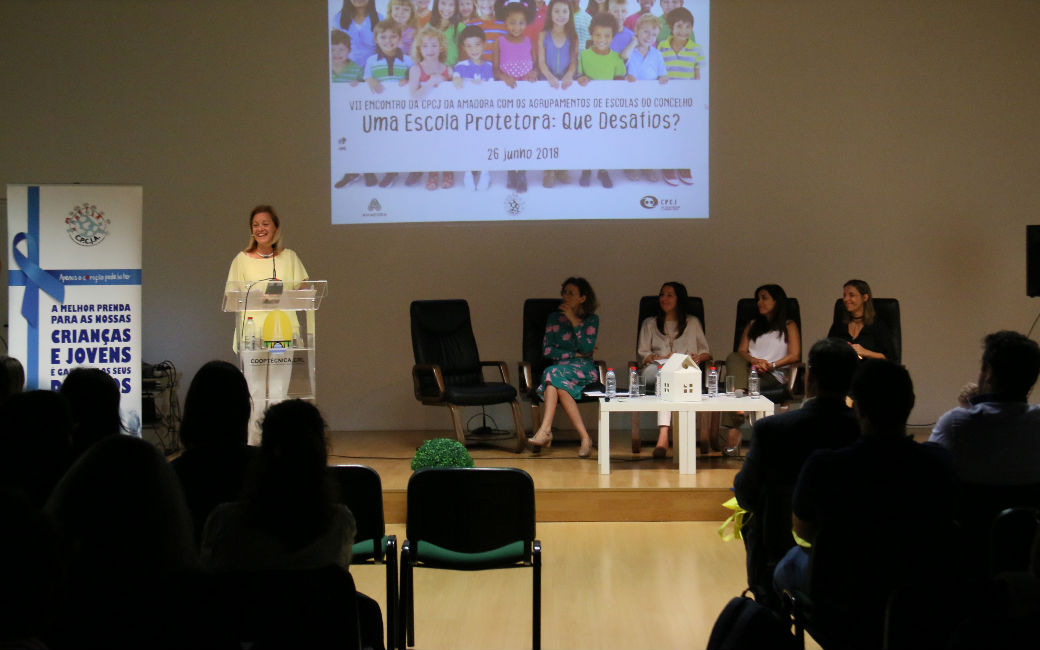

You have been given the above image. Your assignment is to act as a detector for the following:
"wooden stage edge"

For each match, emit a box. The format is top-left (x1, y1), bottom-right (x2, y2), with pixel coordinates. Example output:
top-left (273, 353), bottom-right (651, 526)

top-left (326, 430), bottom-right (745, 524)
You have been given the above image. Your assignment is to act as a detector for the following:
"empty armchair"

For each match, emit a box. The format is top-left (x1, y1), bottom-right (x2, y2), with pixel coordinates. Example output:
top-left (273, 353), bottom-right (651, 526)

top-left (411, 300), bottom-right (526, 452)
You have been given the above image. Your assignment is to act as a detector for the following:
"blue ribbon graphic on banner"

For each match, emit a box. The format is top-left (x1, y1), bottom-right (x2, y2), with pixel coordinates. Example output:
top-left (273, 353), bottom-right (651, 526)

top-left (7, 187), bottom-right (142, 389)
top-left (12, 231), bottom-right (65, 328)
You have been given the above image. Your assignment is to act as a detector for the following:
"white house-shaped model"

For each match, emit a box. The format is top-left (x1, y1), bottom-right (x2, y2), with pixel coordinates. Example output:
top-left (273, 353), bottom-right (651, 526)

top-left (659, 353), bottom-right (703, 402)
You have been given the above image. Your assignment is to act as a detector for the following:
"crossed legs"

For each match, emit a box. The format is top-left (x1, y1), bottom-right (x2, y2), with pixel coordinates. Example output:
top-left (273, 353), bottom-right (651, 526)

top-left (531, 383), bottom-right (593, 457)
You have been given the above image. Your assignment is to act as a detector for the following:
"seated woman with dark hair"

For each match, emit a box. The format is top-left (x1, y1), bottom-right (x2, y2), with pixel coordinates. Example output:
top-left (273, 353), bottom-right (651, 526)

top-left (828, 279), bottom-right (894, 361)
top-left (200, 400), bottom-right (384, 648)
top-left (200, 399), bottom-right (356, 571)
top-left (171, 360), bottom-right (257, 545)
top-left (637, 281), bottom-right (711, 458)
top-left (722, 284), bottom-right (802, 453)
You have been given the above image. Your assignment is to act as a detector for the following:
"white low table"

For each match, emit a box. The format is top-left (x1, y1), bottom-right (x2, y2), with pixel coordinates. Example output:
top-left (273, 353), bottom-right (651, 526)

top-left (597, 394), bottom-right (776, 475)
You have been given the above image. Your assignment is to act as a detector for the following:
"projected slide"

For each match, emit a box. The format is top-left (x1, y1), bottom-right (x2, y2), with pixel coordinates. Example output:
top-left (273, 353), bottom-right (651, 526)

top-left (329, 0), bottom-right (708, 223)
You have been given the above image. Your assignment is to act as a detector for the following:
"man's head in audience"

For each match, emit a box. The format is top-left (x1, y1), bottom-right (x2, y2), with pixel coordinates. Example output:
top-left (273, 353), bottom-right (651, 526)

top-left (850, 359), bottom-right (914, 437)
top-left (979, 330), bottom-right (1040, 402)
top-left (806, 338), bottom-right (859, 400)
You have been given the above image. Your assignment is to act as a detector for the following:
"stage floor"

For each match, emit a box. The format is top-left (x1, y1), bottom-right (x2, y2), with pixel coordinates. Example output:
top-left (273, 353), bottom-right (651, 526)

top-left (328, 429), bottom-right (743, 523)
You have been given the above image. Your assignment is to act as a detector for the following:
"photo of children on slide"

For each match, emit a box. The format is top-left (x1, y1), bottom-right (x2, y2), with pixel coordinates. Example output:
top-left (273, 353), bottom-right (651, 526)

top-left (329, 0), bottom-right (708, 222)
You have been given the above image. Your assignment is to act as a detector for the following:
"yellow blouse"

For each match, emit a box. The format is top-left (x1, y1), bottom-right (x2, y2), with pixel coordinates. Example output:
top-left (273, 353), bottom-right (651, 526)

top-left (226, 248), bottom-right (310, 352)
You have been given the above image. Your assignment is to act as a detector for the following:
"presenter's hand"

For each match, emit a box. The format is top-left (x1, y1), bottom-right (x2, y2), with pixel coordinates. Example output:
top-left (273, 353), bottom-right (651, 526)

top-left (692, 352), bottom-right (711, 365)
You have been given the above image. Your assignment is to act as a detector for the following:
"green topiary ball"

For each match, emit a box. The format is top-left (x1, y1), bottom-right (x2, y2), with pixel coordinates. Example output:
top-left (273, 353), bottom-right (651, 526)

top-left (411, 438), bottom-right (475, 471)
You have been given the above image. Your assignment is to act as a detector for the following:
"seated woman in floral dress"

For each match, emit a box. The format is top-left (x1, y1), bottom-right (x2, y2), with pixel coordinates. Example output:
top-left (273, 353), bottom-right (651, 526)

top-left (528, 277), bottom-right (600, 457)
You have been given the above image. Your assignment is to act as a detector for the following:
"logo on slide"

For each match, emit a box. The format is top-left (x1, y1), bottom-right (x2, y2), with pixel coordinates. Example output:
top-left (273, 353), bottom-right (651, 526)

top-left (640, 196), bottom-right (659, 209)
top-left (505, 194), bottom-right (525, 217)
top-left (65, 203), bottom-right (111, 246)
top-left (362, 198), bottom-right (387, 218)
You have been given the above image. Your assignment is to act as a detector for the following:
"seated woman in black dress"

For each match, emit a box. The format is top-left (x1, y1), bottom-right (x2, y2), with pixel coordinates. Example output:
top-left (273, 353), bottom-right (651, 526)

top-left (828, 279), bottom-right (894, 360)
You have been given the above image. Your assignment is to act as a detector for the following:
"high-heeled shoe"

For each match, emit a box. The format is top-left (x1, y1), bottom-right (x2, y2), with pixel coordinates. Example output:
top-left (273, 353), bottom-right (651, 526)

top-left (529, 429), bottom-right (553, 448)
top-left (578, 437), bottom-right (592, 458)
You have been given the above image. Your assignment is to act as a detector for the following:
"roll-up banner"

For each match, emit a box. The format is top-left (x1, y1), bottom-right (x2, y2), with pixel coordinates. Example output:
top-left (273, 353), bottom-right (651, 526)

top-left (7, 185), bottom-right (143, 435)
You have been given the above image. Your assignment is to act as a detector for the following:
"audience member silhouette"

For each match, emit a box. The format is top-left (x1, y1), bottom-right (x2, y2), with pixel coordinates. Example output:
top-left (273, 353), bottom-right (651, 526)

top-left (930, 330), bottom-right (1040, 485)
top-left (776, 360), bottom-right (957, 649)
top-left (0, 489), bottom-right (60, 648)
top-left (0, 390), bottom-right (74, 510)
top-left (733, 338), bottom-right (860, 609)
top-left (171, 359), bottom-right (258, 544)
top-left (0, 355), bottom-right (25, 404)
top-left (200, 399), bottom-right (384, 648)
top-left (59, 366), bottom-right (123, 458)
top-left (44, 434), bottom-right (197, 648)
top-left (201, 398), bottom-right (356, 571)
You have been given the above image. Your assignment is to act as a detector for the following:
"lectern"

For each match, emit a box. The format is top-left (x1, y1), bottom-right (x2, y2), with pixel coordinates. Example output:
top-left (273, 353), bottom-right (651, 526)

top-left (223, 280), bottom-right (327, 443)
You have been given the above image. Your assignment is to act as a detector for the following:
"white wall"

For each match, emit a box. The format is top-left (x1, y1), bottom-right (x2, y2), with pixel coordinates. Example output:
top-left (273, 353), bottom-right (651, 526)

top-left (2, 0), bottom-right (1039, 430)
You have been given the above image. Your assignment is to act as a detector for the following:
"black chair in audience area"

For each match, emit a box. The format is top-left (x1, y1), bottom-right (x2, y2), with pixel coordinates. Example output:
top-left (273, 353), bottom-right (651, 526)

top-left (330, 464), bottom-right (398, 650)
top-left (400, 467), bottom-right (541, 650)
top-left (627, 294), bottom-right (719, 453)
top-left (954, 481), bottom-right (1040, 578)
top-left (990, 505), bottom-right (1040, 575)
top-left (518, 298), bottom-right (606, 434)
top-left (830, 297), bottom-right (902, 362)
top-left (727, 297), bottom-right (804, 405)
top-left (410, 299), bottom-right (526, 452)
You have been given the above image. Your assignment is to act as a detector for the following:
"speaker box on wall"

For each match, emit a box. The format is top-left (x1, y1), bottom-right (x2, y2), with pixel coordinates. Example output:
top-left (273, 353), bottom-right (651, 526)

top-left (1028, 226), bottom-right (1040, 297)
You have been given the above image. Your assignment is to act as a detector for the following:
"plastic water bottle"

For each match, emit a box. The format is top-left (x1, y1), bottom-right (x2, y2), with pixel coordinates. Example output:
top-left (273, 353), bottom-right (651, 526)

top-left (629, 366), bottom-right (639, 398)
top-left (749, 367), bottom-right (760, 397)
top-left (605, 368), bottom-right (617, 400)
top-left (707, 365), bottom-right (719, 398)
top-left (655, 366), bottom-right (663, 399)
top-left (243, 317), bottom-right (257, 351)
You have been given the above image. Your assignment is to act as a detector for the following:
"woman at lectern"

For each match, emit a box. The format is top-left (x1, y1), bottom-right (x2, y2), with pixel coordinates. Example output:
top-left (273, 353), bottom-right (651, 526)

top-left (529, 277), bottom-right (600, 458)
top-left (226, 205), bottom-right (310, 445)
top-left (637, 281), bottom-right (711, 458)
top-left (226, 205), bottom-right (309, 351)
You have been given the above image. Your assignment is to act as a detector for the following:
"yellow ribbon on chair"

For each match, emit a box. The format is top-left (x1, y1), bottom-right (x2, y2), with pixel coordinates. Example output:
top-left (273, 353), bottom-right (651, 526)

top-left (718, 497), bottom-right (750, 542)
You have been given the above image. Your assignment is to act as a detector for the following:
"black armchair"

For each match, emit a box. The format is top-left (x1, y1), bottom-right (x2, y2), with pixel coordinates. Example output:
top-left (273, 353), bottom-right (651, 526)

top-left (411, 300), bottom-right (526, 452)
top-left (518, 298), bottom-right (605, 433)
top-left (400, 467), bottom-right (541, 649)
